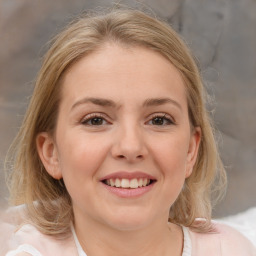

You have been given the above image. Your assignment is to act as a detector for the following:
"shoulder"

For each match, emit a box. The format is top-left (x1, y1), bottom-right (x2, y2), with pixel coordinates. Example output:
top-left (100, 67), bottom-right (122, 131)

top-left (213, 222), bottom-right (256, 255)
top-left (5, 244), bottom-right (42, 256)
top-left (217, 207), bottom-right (256, 247)
top-left (188, 221), bottom-right (256, 256)
top-left (6, 224), bottom-right (77, 256)
top-left (0, 206), bottom-right (77, 256)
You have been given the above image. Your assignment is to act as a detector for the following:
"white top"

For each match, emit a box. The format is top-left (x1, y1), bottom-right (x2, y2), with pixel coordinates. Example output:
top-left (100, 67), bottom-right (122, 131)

top-left (71, 225), bottom-right (192, 256)
top-left (6, 225), bottom-right (192, 256)
top-left (4, 206), bottom-right (256, 255)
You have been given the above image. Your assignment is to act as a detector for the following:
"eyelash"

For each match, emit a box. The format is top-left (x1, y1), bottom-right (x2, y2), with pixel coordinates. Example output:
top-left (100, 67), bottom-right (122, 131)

top-left (80, 113), bottom-right (175, 126)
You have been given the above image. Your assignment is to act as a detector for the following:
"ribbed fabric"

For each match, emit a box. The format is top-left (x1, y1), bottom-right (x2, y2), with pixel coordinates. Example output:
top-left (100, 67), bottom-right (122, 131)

top-left (182, 226), bottom-right (192, 256)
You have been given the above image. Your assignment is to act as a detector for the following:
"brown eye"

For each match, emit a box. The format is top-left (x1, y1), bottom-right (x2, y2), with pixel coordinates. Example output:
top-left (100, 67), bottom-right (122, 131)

top-left (152, 117), bottom-right (165, 125)
top-left (150, 115), bottom-right (173, 126)
top-left (81, 116), bottom-right (107, 126)
top-left (89, 117), bottom-right (104, 125)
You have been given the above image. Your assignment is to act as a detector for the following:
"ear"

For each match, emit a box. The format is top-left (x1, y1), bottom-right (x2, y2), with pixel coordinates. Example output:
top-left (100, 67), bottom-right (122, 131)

top-left (185, 127), bottom-right (201, 178)
top-left (36, 132), bottom-right (62, 180)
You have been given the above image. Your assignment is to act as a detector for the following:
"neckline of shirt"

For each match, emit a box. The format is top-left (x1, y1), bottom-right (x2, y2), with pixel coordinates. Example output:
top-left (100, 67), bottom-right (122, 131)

top-left (71, 224), bottom-right (192, 256)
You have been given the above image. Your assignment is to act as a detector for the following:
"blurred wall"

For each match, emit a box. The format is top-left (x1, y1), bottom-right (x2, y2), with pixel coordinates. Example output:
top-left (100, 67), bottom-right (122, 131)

top-left (0, 0), bottom-right (255, 217)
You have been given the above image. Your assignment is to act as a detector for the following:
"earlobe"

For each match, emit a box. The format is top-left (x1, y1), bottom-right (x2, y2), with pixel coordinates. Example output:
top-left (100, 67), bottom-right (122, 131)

top-left (185, 127), bottom-right (201, 178)
top-left (36, 132), bottom-right (62, 180)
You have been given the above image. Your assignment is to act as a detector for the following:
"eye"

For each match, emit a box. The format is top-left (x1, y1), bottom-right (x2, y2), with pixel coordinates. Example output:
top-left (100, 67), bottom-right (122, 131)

top-left (147, 114), bottom-right (175, 126)
top-left (81, 113), bottom-right (109, 126)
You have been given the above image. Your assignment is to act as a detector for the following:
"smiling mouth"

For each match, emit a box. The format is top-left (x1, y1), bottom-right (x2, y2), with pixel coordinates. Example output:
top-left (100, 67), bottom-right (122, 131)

top-left (102, 178), bottom-right (156, 189)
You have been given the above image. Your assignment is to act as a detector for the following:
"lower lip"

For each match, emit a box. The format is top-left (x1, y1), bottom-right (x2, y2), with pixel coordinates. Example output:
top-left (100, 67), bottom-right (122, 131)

top-left (101, 182), bottom-right (155, 198)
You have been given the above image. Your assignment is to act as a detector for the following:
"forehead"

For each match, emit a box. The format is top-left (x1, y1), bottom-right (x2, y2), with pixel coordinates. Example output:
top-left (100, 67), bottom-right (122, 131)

top-left (60, 44), bottom-right (187, 107)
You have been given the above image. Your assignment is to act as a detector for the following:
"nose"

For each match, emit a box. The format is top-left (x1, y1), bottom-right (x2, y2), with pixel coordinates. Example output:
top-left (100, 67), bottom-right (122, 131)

top-left (111, 123), bottom-right (148, 163)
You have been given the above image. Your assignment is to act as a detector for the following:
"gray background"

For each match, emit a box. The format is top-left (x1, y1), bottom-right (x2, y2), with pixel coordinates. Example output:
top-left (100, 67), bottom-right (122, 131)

top-left (0, 0), bottom-right (255, 217)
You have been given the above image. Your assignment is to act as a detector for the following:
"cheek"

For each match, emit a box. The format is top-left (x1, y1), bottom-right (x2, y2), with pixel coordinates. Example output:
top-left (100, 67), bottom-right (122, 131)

top-left (149, 132), bottom-right (190, 199)
top-left (150, 133), bottom-right (190, 173)
top-left (56, 134), bottom-right (111, 206)
top-left (56, 132), bottom-right (110, 180)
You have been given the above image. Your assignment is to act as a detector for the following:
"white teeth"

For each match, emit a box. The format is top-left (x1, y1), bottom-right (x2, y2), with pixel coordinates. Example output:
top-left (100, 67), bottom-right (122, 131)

top-left (110, 179), bottom-right (115, 187)
top-left (115, 178), bottom-right (121, 188)
top-left (121, 179), bottom-right (130, 188)
top-left (105, 178), bottom-right (151, 188)
top-left (130, 178), bottom-right (139, 188)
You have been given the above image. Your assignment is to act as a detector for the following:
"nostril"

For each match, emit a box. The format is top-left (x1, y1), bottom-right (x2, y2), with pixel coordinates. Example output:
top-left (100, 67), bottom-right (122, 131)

top-left (116, 154), bottom-right (143, 160)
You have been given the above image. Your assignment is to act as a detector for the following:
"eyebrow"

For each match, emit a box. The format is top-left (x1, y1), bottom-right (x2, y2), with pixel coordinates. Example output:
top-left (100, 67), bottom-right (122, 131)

top-left (71, 97), bottom-right (182, 111)
top-left (143, 98), bottom-right (182, 110)
top-left (71, 97), bottom-right (116, 111)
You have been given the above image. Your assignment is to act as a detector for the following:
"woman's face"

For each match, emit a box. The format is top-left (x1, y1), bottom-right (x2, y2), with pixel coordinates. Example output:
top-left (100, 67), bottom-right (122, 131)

top-left (38, 44), bottom-right (200, 231)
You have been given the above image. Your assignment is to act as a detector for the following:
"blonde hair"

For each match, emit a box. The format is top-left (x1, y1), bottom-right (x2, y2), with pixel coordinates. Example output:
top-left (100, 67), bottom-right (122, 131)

top-left (7, 8), bottom-right (226, 236)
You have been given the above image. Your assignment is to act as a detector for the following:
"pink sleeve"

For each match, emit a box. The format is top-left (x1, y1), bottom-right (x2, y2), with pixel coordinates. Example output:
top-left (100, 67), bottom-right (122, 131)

top-left (189, 222), bottom-right (256, 256)
top-left (5, 244), bottom-right (42, 256)
top-left (0, 207), bottom-right (78, 256)
top-left (6, 224), bottom-right (78, 256)
top-left (215, 222), bottom-right (256, 256)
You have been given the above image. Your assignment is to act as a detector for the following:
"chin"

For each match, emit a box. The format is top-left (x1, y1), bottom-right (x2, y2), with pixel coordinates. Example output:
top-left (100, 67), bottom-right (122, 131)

top-left (103, 209), bottom-right (154, 231)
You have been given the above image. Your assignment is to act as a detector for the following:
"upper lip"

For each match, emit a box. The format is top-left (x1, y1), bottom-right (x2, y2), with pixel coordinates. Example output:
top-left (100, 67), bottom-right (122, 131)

top-left (100, 171), bottom-right (157, 181)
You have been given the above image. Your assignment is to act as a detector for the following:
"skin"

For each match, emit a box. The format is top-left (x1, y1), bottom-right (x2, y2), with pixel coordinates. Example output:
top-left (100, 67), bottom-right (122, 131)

top-left (37, 44), bottom-right (201, 256)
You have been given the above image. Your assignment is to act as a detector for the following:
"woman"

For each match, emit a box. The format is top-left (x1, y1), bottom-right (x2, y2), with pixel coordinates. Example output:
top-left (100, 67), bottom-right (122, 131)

top-left (4, 8), bottom-right (256, 256)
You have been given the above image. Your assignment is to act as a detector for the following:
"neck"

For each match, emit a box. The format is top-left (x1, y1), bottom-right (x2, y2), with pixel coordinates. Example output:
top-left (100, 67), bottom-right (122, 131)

top-left (73, 216), bottom-right (183, 256)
